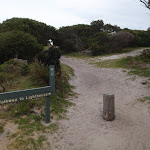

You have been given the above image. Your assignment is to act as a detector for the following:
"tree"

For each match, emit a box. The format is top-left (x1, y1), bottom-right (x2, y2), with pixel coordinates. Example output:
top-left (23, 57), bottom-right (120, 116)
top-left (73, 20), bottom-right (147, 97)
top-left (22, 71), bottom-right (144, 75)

top-left (38, 46), bottom-right (61, 71)
top-left (104, 24), bottom-right (120, 33)
top-left (58, 24), bottom-right (91, 52)
top-left (140, 0), bottom-right (150, 9)
top-left (90, 20), bottom-right (104, 33)
top-left (109, 31), bottom-right (135, 52)
top-left (0, 18), bottom-right (58, 45)
top-left (0, 31), bottom-right (42, 64)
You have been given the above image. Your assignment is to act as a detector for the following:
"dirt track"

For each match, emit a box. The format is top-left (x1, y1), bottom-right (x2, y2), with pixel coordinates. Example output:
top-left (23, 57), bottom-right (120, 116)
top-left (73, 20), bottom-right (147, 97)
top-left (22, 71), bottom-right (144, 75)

top-left (90, 48), bottom-right (145, 62)
top-left (51, 50), bottom-right (150, 150)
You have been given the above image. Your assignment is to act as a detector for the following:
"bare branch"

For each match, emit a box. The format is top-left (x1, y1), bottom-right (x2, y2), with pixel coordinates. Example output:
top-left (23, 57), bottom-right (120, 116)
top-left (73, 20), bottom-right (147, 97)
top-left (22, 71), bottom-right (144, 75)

top-left (140, 0), bottom-right (150, 9)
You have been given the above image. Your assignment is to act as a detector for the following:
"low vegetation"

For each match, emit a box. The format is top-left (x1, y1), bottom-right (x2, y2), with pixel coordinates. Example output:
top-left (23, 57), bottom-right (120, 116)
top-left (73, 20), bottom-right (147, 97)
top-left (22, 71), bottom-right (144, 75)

top-left (0, 59), bottom-right (75, 150)
top-left (0, 31), bottom-right (42, 64)
top-left (138, 96), bottom-right (150, 102)
top-left (64, 52), bottom-right (92, 59)
top-left (0, 123), bottom-right (4, 133)
top-left (63, 47), bottom-right (146, 59)
top-left (93, 49), bottom-right (150, 77)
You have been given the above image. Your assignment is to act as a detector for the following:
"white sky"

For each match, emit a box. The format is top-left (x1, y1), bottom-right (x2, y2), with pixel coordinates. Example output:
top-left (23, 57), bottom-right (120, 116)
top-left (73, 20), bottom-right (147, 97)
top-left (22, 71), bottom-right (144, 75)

top-left (0, 0), bottom-right (150, 30)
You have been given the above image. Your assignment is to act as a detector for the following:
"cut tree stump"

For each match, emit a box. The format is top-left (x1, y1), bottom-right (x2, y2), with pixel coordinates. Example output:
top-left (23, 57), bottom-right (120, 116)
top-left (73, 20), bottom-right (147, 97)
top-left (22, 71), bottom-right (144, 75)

top-left (103, 94), bottom-right (115, 121)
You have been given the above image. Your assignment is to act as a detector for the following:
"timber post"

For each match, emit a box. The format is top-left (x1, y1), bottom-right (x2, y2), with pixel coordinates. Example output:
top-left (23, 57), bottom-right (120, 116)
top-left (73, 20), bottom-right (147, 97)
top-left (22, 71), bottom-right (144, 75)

top-left (103, 94), bottom-right (115, 121)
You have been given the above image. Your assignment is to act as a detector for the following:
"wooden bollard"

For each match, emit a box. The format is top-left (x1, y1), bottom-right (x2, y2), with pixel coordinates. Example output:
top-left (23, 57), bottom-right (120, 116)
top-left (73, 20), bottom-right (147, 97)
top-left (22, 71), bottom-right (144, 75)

top-left (103, 94), bottom-right (115, 121)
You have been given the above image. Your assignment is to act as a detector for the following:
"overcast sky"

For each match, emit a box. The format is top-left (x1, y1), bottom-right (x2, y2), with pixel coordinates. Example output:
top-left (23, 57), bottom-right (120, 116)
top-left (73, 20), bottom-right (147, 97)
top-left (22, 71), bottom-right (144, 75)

top-left (0, 0), bottom-right (149, 30)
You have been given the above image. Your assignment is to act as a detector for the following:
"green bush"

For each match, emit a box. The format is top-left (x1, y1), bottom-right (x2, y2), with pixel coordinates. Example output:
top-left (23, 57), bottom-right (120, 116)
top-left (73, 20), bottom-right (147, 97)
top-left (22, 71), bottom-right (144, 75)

top-left (0, 59), bottom-right (29, 75)
top-left (30, 60), bottom-right (49, 85)
top-left (0, 18), bottom-right (58, 45)
top-left (38, 46), bottom-right (61, 71)
top-left (91, 43), bottom-right (109, 56)
top-left (140, 49), bottom-right (150, 62)
top-left (0, 31), bottom-right (42, 64)
top-left (91, 44), bottom-right (101, 56)
top-left (6, 101), bottom-right (36, 117)
top-left (21, 64), bottom-right (30, 76)
top-left (109, 31), bottom-right (135, 53)
top-left (0, 125), bottom-right (4, 133)
top-left (0, 59), bottom-right (30, 92)
top-left (61, 39), bottom-right (76, 53)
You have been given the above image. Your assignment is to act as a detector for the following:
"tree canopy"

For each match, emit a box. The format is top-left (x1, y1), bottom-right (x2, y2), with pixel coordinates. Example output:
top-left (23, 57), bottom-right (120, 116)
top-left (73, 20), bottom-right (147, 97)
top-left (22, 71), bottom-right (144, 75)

top-left (0, 31), bottom-right (42, 63)
top-left (0, 17), bottom-right (150, 61)
top-left (0, 18), bottom-right (58, 45)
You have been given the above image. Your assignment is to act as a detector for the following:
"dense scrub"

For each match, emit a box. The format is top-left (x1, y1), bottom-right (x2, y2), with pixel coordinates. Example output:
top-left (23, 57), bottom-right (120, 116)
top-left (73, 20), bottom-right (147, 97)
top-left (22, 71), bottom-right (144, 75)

top-left (58, 20), bottom-right (150, 56)
top-left (0, 31), bottom-right (42, 63)
top-left (38, 46), bottom-right (61, 71)
top-left (0, 18), bottom-right (59, 64)
top-left (0, 17), bottom-right (150, 61)
top-left (0, 18), bottom-right (58, 45)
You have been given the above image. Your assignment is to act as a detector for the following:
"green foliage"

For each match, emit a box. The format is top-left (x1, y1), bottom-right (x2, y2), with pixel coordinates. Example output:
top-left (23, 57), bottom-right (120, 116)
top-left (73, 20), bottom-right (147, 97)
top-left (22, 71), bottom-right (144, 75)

top-left (21, 64), bottom-right (30, 76)
top-left (109, 31), bottom-right (135, 53)
top-left (92, 58), bottom-right (126, 68)
top-left (0, 60), bottom-right (20, 92)
top-left (90, 43), bottom-right (110, 56)
top-left (0, 31), bottom-right (42, 63)
top-left (7, 101), bottom-right (36, 118)
top-left (103, 24), bottom-right (120, 32)
top-left (0, 72), bottom-right (13, 92)
top-left (0, 18), bottom-right (58, 45)
top-left (38, 46), bottom-right (61, 71)
top-left (90, 20), bottom-right (104, 33)
top-left (138, 97), bottom-right (150, 102)
top-left (127, 30), bottom-right (150, 47)
top-left (0, 17), bottom-right (150, 59)
top-left (0, 61), bottom-right (75, 149)
top-left (61, 39), bottom-right (76, 53)
top-left (30, 60), bottom-right (49, 86)
top-left (64, 52), bottom-right (92, 59)
top-left (58, 24), bottom-right (91, 52)
top-left (61, 63), bottom-right (74, 79)
top-left (90, 44), bottom-right (101, 56)
top-left (0, 124), bottom-right (4, 133)
top-left (0, 59), bottom-right (31, 92)
top-left (58, 20), bottom-right (150, 56)
top-left (0, 59), bottom-right (20, 73)
top-left (93, 54), bottom-right (150, 77)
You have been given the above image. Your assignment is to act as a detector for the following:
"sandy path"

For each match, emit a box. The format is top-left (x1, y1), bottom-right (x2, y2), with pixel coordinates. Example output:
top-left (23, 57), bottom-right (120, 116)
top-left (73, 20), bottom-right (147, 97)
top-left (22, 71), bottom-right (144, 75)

top-left (51, 49), bottom-right (150, 150)
top-left (90, 48), bottom-right (145, 62)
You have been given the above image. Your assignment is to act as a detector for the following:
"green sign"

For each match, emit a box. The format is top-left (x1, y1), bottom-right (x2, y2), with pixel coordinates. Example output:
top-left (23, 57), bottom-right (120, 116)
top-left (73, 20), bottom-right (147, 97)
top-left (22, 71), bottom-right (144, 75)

top-left (49, 65), bottom-right (55, 94)
top-left (0, 65), bottom-right (55, 123)
top-left (0, 86), bottom-right (51, 105)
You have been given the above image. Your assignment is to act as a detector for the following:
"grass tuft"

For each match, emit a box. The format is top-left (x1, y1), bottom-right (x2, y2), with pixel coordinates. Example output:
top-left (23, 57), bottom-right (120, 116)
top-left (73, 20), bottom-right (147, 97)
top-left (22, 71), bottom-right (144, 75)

top-left (0, 124), bottom-right (4, 133)
top-left (93, 55), bottom-right (150, 77)
top-left (138, 97), bottom-right (150, 102)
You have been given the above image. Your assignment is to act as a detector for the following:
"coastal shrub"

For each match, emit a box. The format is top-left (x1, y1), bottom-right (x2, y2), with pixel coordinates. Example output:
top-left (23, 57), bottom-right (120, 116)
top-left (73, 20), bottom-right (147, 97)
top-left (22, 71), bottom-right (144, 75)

top-left (0, 31), bottom-right (42, 64)
top-left (38, 46), bottom-right (61, 72)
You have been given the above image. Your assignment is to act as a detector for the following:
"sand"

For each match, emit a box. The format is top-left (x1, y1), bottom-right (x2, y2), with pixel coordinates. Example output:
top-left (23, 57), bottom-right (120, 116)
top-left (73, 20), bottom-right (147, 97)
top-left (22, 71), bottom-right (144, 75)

top-left (50, 49), bottom-right (150, 150)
